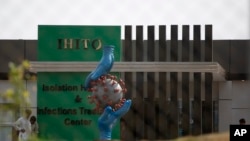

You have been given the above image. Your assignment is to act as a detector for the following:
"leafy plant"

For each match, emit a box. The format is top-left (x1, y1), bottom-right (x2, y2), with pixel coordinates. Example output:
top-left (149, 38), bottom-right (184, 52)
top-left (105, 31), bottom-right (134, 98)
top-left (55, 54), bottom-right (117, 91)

top-left (2, 60), bottom-right (31, 107)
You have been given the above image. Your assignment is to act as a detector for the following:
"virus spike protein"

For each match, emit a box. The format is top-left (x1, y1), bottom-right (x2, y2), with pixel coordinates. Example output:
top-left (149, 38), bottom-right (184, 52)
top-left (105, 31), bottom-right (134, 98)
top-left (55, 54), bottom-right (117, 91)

top-left (87, 74), bottom-right (126, 112)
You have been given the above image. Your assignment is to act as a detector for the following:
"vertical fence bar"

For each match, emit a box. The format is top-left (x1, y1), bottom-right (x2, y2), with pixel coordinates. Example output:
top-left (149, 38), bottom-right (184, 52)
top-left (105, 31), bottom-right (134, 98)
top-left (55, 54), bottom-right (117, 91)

top-left (169, 25), bottom-right (179, 139)
top-left (136, 26), bottom-right (144, 62)
top-left (181, 25), bottom-right (190, 136)
top-left (124, 24), bottom-right (213, 140)
top-left (145, 26), bottom-right (156, 139)
top-left (159, 25), bottom-right (167, 62)
top-left (122, 25), bottom-right (135, 140)
top-left (123, 26), bottom-right (132, 62)
top-left (203, 25), bottom-right (213, 133)
top-left (135, 25), bottom-right (145, 139)
top-left (147, 26), bottom-right (155, 61)
top-left (157, 25), bottom-right (168, 139)
top-left (193, 25), bottom-right (202, 135)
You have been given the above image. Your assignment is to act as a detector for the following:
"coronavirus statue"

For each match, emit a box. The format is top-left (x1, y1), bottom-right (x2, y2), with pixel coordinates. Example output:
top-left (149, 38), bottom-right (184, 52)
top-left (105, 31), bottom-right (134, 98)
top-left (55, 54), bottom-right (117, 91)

top-left (87, 74), bottom-right (127, 112)
top-left (84, 45), bottom-right (127, 112)
top-left (84, 45), bottom-right (131, 140)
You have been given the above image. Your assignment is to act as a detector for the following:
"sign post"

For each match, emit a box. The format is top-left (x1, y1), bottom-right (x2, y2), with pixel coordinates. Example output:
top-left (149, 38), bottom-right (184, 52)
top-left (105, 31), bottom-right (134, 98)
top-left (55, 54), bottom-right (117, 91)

top-left (37, 25), bottom-right (121, 141)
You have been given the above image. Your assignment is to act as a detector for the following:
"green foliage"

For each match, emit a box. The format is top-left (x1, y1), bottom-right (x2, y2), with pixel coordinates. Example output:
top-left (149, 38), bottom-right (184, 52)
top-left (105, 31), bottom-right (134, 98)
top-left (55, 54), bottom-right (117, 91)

top-left (2, 60), bottom-right (31, 107)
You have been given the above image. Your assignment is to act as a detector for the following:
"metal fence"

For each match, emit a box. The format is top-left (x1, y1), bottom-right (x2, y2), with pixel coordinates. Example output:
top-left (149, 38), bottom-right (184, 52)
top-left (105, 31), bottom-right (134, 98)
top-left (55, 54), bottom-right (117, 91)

top-left (120, 25), bottom-right (215, 140)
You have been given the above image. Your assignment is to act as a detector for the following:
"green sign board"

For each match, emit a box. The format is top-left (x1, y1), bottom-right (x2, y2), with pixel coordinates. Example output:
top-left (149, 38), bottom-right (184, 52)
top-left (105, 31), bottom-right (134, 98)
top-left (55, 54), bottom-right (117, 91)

top-left (37, 25), bottom-right (121, 141)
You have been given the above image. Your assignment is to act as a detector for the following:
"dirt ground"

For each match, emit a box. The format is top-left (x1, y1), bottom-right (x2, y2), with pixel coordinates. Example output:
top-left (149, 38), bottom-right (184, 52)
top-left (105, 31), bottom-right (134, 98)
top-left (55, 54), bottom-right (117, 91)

top-left (174, 132), bottom-right (229, 141)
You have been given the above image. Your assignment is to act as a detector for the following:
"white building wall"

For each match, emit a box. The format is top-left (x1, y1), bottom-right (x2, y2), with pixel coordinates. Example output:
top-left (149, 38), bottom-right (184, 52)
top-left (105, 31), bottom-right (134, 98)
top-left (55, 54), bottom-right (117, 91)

top-left (26, 81), bottom-right (37, 115)
top-left (1, 79), bottom-right (250, 136)
top-left (219, 81), bottom-right (232, 132)
top-left (219, 81), bottom-right (250, 132)
top-left (231, 81), bottom-right (250, 124)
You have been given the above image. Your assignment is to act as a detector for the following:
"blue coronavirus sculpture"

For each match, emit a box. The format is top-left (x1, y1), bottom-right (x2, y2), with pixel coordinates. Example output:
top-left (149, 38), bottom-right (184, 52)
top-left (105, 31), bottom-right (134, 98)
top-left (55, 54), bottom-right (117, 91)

top-left (84, 45), bottom-right (114, 90)
top-left (84, 45), bottom-right (131, 140)
top-left (87, 74), bottom-right (127, 112)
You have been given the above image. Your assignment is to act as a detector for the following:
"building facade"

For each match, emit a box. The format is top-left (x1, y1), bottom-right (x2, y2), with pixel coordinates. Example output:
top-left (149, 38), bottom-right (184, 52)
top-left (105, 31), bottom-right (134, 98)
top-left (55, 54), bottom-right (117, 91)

top-left (0, 25), bottom-right (250, 140)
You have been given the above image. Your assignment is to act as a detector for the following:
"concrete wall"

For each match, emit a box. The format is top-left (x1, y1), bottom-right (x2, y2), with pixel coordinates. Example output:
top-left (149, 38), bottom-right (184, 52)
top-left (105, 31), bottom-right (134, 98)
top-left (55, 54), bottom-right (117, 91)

top-left (219, 81), bottom-right (250, 132)
top-left (1, 80), bottom-right (250, 135)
